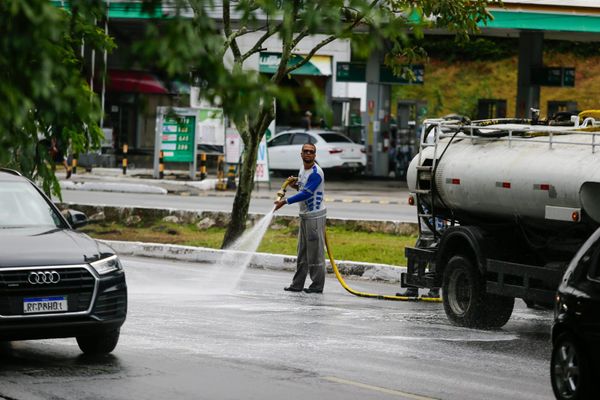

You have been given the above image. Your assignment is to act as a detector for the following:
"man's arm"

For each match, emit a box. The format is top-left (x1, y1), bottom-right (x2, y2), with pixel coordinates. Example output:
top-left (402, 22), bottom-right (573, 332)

top-left (273, 172), bottom-right (322, 211)
top-left (286, 173), bottom-right (321, 205)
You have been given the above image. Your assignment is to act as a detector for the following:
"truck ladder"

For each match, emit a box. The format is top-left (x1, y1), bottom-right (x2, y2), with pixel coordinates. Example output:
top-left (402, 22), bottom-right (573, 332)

top-left (415, 123), bottom-right (441, 238)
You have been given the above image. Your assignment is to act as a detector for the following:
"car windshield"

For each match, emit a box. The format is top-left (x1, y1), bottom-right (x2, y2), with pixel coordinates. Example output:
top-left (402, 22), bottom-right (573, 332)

top-left (0, 181), bottom-right (63, 228)
top-left (319, 133), bottom-right (353, 143)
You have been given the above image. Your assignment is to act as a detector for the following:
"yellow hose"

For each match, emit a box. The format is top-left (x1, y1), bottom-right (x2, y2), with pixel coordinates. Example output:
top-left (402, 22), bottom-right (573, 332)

top-left (324, 229), bottom-right (441, 302)
top-left (277, 177), bottom-right (441, 302)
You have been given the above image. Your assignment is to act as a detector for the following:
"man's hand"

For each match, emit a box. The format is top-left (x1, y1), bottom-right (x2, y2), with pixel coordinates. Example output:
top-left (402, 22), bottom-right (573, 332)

top-left (273, 200), bottom-right (286, 211)
top-left (288, 176), bottom-right (299, 190)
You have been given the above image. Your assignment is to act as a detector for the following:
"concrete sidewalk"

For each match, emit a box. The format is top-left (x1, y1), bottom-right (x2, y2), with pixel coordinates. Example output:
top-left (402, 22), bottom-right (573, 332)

top-left (58, 167), bottom-right (411, 205)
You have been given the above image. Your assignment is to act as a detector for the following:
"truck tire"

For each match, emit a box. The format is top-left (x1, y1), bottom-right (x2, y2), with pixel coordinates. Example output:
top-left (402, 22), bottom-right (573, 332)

top-left (76, 328), bottom-right (120, 355)
top-left (442, 255), bottom-right (514, 328)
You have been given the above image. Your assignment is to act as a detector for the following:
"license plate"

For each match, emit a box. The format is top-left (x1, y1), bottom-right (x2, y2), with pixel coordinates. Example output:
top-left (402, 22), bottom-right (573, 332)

top-left (23, 296), bottom-right (68, 314)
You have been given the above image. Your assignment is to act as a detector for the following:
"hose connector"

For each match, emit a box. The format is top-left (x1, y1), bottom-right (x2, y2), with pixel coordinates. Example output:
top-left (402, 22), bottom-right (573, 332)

top-left (276, 176), bottom-right (298, 202)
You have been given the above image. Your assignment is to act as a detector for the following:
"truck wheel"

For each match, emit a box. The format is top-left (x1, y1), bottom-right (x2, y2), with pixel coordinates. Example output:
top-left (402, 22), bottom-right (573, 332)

top-left (76, 328), bottom-right (120, 355)
top-left (442, 255), bottom-right (514, 328)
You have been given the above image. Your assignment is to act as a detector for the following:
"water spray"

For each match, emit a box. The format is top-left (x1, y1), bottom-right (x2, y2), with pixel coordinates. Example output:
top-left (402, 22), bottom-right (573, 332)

top-left (275, 178), bottom-right (442, 302)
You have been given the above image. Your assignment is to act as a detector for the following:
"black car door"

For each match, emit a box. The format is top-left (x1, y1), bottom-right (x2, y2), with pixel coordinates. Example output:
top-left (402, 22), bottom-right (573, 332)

top-left (572, 239), bottom-right (600, 353)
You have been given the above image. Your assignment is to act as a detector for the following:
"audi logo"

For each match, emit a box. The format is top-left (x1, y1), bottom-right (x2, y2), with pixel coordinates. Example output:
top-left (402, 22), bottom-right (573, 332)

top-left (28, 271), bottom-right (61, 285)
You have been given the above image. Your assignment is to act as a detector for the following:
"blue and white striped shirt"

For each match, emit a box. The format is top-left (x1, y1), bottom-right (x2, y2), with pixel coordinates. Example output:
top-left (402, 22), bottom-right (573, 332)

top-left (287, 164), bottom-right (325, 215)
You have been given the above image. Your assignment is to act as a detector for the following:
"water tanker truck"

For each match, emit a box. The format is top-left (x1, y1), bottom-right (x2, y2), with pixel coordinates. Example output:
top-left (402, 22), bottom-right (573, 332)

top-left (403, 112), bottom-right (600, 328)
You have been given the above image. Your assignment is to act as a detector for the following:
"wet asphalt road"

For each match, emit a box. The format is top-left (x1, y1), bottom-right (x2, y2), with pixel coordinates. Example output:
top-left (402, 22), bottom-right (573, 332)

top-left (0, 257), bottom-right (554, 400)
top-left (59, 190), bottom-right (416, 222)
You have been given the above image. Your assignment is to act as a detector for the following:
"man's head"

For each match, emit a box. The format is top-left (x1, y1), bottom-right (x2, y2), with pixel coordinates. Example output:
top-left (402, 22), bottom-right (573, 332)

top-left (301, 142), bottom-right (316, 166)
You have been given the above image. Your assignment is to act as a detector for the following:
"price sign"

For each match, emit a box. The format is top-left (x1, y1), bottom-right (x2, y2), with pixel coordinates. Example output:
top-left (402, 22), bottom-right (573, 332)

top-left (161, 116), bottom-right (195, 162)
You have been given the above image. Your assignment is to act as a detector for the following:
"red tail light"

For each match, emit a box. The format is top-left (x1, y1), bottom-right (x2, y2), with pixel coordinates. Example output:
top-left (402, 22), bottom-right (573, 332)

top-left (329, 148), bottom-right (343, 154)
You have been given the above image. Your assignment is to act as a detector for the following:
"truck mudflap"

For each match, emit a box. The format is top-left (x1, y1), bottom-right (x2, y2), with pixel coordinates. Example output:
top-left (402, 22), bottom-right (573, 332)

top-left (486, 259), bottom-right (567, 304)
top-left (402, 247), bottom-right (437, 288)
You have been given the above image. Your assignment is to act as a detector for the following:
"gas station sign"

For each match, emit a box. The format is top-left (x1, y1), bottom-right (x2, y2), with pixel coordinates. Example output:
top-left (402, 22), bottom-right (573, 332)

top-left (154, 107), bottom-right (223, 179)
top-left (336, 62), bottom-right (424, 84)
top-left (160, 116), bottom-right (195, 162)
top-left (336, 62), bottom-right (367, 82)
top-left (531, 67), bottom-right (575, 87)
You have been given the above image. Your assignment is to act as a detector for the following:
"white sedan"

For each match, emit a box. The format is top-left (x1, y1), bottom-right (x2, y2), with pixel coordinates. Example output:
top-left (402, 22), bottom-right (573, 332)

top-left (267, 130), bottom-right (366, 174)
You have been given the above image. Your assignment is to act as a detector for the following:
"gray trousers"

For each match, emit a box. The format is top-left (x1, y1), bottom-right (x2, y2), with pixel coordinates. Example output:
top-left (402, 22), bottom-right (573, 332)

top-left (289, 210), bottom-right (327, 290)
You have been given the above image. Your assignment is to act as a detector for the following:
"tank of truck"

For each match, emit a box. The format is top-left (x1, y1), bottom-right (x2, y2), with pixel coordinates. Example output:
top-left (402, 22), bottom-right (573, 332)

top-left (407, 123), bottom-right (600, 224)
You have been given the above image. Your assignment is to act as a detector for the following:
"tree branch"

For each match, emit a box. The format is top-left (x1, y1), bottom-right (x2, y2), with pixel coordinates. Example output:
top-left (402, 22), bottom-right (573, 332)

top-left (271, 0), bottom-right (301, 83)
top-left (241, 22), bottom-right (282, 63)
top-left (283, 0), bottom-right (378, 76)
top-left (223, 26), bottom-right (247, 56)
top-left (223, 0), bottom-right (242, 63)
top-left (289, 28), bottom-right (309, 52)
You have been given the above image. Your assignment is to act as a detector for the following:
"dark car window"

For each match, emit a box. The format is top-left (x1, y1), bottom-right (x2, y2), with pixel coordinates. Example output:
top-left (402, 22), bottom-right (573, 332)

top-left (291, 133), bottom-right (315, 145)
top-left (268, 134), bottom-right (292, 147)
top-left (0, 182), bottom-right (63, 228)
top-left (319, 133), bottom-right (353, 143)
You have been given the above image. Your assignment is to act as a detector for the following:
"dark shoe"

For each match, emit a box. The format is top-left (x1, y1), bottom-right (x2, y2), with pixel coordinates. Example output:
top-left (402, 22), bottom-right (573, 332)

top-left (396, 288), bottom-right (419, 297)
top-left (423, 289), bottom-right (440, 299)
top-left (303, 288), bottom-right (323, 294)
top-left (66, 169), bottom-right (72, 179)
top-left (284, 286), bottom-right (303, 292)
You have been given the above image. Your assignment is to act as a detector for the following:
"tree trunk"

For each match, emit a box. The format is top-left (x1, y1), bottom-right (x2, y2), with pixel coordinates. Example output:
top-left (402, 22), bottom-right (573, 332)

top-left (221, 133), bottom-right (260, 248)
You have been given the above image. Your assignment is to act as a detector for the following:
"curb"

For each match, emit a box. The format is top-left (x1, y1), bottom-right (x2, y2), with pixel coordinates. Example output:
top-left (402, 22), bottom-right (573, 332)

top-left (61, 181), bottom-right (168, 195)
top-left (101, 240), bottom-right (406, 283)
top-left (176, 191), bottom-right (403, 205)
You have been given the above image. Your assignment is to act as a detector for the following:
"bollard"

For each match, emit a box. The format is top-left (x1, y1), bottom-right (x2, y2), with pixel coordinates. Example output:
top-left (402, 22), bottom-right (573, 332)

top-left (215, 155), bottom-right (227, 190)
top-left (199, 153), bottom-right (207, 180)
top-left (226, 164), bottom-right (236, 190)
top-left (122, 143), bottom-right (128, 175)
top-left (159, 150), bottom-right (164, 179)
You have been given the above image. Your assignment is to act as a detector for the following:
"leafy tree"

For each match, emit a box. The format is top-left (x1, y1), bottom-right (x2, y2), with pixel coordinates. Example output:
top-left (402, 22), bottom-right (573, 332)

top-left (0, 0), bottom-right (113, 196)
top-left (137, 0), bottom-right (497, 247)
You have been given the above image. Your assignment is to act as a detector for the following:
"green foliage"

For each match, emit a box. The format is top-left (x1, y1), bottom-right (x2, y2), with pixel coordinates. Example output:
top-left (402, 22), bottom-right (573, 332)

top-left (135, 0), bottom-right (496, 245)
top-left (419, 36), bottom-right (517, 61)
top-left (545, 40), bottom-right (600, 58)
top-left (0, 0), bottom-right (112, 196)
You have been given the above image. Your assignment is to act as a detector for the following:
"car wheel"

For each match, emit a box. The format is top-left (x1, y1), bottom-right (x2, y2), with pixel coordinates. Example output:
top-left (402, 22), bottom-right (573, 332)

top-left (442, 255), bottom-right (514, 328)
top-left (76, 328), bottom-right (120, 355)
top-left (551, 333), bottom-right (592, 400)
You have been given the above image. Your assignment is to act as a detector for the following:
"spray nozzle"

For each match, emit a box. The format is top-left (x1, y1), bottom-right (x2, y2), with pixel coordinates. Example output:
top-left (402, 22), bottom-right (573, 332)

top-left (276, 177), bottom-right (298, 202)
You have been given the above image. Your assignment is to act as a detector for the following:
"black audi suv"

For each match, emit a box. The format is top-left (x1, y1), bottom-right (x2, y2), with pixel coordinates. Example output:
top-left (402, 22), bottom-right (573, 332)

top-left (0, 169), bottom-right (127, 354)
top-left (551, 227), bottom-right (600, 399)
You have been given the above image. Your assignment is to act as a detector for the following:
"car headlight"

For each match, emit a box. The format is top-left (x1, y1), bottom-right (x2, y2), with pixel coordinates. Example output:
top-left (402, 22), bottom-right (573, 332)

top-left (90, 255), bottom-right (122, 275)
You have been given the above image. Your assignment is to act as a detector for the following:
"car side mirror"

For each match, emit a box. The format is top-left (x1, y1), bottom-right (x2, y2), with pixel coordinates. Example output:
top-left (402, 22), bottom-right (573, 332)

top-left (63, 209), bottom-right (88, 229)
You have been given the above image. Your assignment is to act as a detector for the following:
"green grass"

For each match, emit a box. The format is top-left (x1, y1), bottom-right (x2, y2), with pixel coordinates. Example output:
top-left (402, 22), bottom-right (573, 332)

top-left (81, 221), bottom-right (417, 266)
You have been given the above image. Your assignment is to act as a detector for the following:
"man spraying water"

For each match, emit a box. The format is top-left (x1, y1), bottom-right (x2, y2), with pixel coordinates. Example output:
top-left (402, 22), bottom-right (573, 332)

top-left (274, 142), bottom-right (326, 294)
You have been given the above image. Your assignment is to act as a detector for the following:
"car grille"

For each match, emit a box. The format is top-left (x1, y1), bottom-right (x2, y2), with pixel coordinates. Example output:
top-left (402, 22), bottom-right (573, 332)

top-left (0, 267), bottom-right (95, 316)
top-left (94, 290), bottom-right (127, 320)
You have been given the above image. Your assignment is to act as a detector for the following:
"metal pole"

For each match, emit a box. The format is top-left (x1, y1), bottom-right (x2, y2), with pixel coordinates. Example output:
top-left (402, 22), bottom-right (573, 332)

top-left (100, 2), bottom-right (110, 128)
